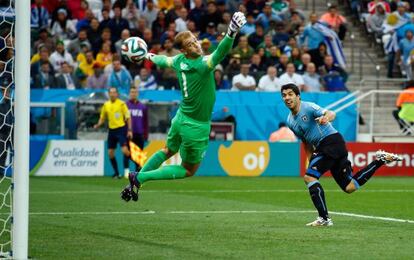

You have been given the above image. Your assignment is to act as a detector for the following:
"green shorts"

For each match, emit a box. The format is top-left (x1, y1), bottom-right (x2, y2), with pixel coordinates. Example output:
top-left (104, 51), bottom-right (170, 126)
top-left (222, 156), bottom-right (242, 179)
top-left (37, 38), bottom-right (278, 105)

top-left (167, 110), bottom-right (211, 164)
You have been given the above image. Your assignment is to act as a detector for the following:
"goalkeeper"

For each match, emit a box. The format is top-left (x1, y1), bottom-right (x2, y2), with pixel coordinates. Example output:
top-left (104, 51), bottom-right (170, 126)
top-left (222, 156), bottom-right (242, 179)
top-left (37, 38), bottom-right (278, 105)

top-left (121, 12), bottom-right (246, 202)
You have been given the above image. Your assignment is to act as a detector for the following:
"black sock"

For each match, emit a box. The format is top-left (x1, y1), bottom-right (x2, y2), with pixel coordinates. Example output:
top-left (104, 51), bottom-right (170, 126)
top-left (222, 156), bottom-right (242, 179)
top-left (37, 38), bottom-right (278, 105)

top-left (110, 158), bottom-right (119, 176)
top-left (308, 181), bottom-right (329, 220)
top-left (123, 155), bottom-right (130, 169)
top-left (353, 160), bottom-right (384, 186)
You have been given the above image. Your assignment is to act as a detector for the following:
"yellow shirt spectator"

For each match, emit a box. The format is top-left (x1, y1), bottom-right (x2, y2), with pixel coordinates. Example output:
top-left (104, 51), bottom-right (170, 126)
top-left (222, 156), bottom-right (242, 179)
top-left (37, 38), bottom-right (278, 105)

top-left (99, 99), bottom-right (130, 129)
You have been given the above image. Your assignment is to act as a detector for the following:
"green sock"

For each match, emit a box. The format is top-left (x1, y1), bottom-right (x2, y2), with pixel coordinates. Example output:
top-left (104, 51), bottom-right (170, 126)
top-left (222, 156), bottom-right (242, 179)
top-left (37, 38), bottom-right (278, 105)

top-left (137, 165), bottom-right (187, 184)
top-left (140, 150), bottom-right (167, 172)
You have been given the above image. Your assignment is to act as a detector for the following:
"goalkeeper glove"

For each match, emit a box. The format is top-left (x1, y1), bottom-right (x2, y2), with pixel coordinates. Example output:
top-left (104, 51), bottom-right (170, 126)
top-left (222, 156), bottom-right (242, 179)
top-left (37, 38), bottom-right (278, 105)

top-left (227, 12), bottom-right (247, 38)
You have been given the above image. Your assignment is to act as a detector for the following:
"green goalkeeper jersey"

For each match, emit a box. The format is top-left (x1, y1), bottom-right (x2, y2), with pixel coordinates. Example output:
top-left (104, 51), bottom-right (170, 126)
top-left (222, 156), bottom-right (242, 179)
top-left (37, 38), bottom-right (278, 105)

top-left (151, 35), bottom-right (234, 122)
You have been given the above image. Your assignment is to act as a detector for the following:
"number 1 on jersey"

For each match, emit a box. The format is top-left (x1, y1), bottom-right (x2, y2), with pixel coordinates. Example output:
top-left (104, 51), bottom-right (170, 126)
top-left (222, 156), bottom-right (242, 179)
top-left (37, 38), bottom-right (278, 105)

top-left (181, 72), bottom-right (188, 98)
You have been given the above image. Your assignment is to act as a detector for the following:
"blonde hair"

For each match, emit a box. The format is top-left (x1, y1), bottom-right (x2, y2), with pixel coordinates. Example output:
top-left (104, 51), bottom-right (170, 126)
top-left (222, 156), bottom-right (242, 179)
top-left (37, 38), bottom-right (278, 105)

top-left (174, 31), bottom-right (193, 49)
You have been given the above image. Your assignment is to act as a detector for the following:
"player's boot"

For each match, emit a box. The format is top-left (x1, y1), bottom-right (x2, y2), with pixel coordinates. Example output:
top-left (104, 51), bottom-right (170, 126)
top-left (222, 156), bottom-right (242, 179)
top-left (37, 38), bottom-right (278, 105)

top-left (376, 150), bottom-right (403, 164)
top-left (120, 172), bottom-right (141, 202)
top-left (306, 217), bottom-right (333, 227)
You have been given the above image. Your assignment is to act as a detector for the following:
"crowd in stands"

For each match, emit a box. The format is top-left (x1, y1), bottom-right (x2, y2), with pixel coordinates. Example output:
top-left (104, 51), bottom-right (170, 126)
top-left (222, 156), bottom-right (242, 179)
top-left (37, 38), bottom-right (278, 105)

top-left (360, 0), bottom-right (414, 78)
top-left (30, 0), bottom-right (352, 92)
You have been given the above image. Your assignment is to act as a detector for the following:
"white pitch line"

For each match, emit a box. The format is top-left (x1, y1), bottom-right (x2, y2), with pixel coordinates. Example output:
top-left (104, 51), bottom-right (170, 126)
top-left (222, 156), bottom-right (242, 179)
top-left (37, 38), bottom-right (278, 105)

top-left (24, 210), bottom-right (414, 224)
top-left (30, 189), bottom-right (414, 194)
top-left (329, 211), bottom-right (414, 224)
top-left (28, 211), bottom-right (156, 216)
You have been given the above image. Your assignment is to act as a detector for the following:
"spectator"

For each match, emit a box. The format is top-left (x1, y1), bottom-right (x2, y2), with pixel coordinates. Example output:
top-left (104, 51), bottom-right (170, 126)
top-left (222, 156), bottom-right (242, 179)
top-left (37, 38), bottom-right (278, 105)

top-left (134, 67), bottom-right (158, 90)
top-left (165, 0), bottom-right (183, 24)
top-left (115, 29), bottom-right (131, 58)
top-left (31, 46), bottom-right (55, 84)
top-left (299, 13), bottom-right (324, 53)
top-left (33, 62), bottom-right (57, 89)
top-left (239, 12), bottom-right (256, 36)
top-left (67, 29), bottom-right (91, 59)
top-left (367, 0), bottom-right (390, 14)
top-left (152, 10), bottom-right (168, 40)
top-left (286, 11), bottom-right (304, 35)
top-left (272, 21), bottom-right (290, 48)
top-left (231, 36), bottom-right (254, 63)
top-left (77, 50), bottom-right (96, 86)
top-left (200, 22), bottom-right (218, 44)
top-left (312, 42), bottom-right (328, 69)
top-left (264, 45), bottom-right (280, 67)
top-left (158, 39), bottom-right (179, 89)
top-left (232, 63), bottom-right (256, 91)
top-left (214, 66), bottom-right (231, 90)
top-left (98, 8), bottom-right (111, 32)
top-left (31, 0), bottom-right (49, 34)
top-left (50, 8), bottom-right (77, 42)
top-left (258, 66), bottom-right (282, 92)
top-left (218, 11), bottom-right (232, 35)
top-left (279, 63), bottom-right (305, 90)
top-left (269, 122), bottom-right (297, 142)
top-left (276, 53), bottom-right (289, 75)
top-left (397, 29), bottom-right (414, 80)
top-left (33, 29), bottom-right (55, 58)
top-left (107, 59), bottom-right (133, 92)
top-left (187, 20), bottom-right (199, 35)
top-left (49, 40), bottom-right (75, 73)
top-left (122, 0), bottom-right (140, 30)
top-left (87, 62), bottom-right (108, 89)
top-left (50, 1), bottom-right (72, 25)
top-left (225, 53), bottom-right (242, 81)
top-left (200, 1), bottom-right (222, 33)
top-left (76, 8), bottom-right (95, 32)
top-left (188, 0), bottom-right (205, 31)
top-left (319, 55), bottom-right (348, 91)
top-left (250, 53), bottom-right (266, 81)
top-left (393, 80), bottom-right (414, 134)
top-left (160, 22), bottom-right (177, 45)
top-left (320, 5), bottom-right (347, 40)
top-left (289, 47), bottom-right (302, 69)
top-left (366, 4), bottom-right (387, 37)
top-left (56, 62), bottom-right (81, 89)
top-left (248, 24), bottom-right (265, 50)
top-left (296, 53), bottom-right (311, 74)
top-left (88, 18), bottom-right (101, 52)
top-left (255, 3), bottom-right (282, 30)
top-left (258, 34), bottom-right (275, 57)
top-left (201, 38), bottom-right (213, 55)
top-left (302, 62), bottom-right (322, 92)
top-left (175, 7), bottom-right (188, 33)
top-left (245, 0), bottom-right (266, 16)
top-left (107, 5), bottom-right (130, 43)
top-left (96, 41), bottom-right (113, 68)
top-left (140, 0), bottom-right (159, 29)
top-left (282, 36), bottom-right (298, 57)
top-left (143, 29), bottom-right (154, 50)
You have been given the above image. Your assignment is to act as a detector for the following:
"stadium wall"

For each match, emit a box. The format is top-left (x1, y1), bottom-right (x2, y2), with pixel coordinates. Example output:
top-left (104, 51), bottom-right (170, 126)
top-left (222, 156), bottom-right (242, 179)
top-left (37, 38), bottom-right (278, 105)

top-left (31, 90), bottom-right (357, 141)
top-left (29, 140), bottom-right (414, 177)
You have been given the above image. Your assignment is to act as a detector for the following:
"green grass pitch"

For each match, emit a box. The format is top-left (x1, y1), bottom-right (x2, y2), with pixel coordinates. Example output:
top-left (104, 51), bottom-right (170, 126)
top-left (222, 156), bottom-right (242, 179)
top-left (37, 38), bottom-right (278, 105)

top-left (29, 177), bottom-right (414, 259)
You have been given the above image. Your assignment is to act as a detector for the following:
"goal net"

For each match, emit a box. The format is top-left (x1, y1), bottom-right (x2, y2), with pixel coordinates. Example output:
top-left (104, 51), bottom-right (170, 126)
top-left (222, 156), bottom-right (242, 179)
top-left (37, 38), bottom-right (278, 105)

top-left (0, 0), bottom-right (15, 257)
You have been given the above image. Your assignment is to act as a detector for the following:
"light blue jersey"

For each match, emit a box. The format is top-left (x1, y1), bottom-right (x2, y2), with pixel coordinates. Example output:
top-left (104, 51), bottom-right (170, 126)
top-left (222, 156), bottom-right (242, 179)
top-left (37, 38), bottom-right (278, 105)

top-left (286, 101), bottom-right (337, 147)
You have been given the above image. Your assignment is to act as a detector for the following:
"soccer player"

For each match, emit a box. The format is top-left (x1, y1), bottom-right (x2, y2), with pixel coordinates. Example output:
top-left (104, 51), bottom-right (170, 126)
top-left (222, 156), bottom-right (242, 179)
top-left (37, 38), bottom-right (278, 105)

top-left (126, 86), bottom-right (148, 171)
top-left (121, 12), bottom-right (247, 202)
top-left (94, 87), bottom-right (132, 179)
top-left (281, 83), bottom-right (402, 226)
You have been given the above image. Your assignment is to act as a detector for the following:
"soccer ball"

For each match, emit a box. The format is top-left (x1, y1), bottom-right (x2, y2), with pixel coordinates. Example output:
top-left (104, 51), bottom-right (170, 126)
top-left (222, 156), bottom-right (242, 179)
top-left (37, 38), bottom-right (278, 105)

top-left (121, 37), bottom-right (148, 63)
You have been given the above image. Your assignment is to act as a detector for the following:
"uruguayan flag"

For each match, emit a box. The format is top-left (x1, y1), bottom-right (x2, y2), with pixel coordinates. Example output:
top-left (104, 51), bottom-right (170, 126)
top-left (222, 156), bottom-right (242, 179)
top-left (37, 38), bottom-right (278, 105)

top-left (382, 13), bottom-right (411, 54)
top-left (313, 21), bottom-right (346, 69)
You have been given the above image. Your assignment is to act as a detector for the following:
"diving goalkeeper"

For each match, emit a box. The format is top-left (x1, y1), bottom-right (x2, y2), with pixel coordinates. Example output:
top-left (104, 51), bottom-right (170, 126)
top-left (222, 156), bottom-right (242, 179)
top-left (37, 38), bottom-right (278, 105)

top-left (121, 12), bottom-right (247, 202)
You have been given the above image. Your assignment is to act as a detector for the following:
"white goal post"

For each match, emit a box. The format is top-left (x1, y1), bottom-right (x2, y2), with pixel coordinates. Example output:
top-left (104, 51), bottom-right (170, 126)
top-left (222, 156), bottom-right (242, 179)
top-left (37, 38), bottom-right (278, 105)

top-left (13, 0), bottom-right (30, 258)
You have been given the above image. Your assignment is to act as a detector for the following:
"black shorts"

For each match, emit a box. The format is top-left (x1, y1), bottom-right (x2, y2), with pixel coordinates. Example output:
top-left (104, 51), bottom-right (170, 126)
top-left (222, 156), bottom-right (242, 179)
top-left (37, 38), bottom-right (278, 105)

top-left (306, 133), bottom-right (354, 190)
top-left (107, 126), bottom-right (128, 149)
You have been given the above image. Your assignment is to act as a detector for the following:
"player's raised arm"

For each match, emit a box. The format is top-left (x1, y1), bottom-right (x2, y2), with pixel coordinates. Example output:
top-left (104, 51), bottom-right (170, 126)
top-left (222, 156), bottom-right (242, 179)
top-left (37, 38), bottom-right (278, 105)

top-left (207, 12), bottom-right (247, 69)
top-left (145, 53), bottom-right (174, 69)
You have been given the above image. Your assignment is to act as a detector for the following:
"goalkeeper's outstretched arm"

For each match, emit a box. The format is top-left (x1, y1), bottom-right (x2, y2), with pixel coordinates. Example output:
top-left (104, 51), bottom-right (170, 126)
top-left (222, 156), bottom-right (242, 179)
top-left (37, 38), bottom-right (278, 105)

top-left (208, 12), bottom-right (247, 68)
top-left (145, 53), bottom-right (173, 69)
